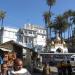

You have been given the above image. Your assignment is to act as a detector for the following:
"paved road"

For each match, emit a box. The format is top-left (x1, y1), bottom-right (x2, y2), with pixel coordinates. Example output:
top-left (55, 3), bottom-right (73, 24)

top-left (32, 66), bottom-right (58, 75)
top-left (32, 73), bottom-right (42, 75)
top-left (32, 72), bottom-right (58, 75)
top-left (32, 72), bottom-right (75, 75)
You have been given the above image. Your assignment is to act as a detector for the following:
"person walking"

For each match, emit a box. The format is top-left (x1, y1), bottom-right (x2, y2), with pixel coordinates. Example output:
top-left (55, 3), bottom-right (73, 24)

top-left (61, 61), bottom-right (66, 75)
top-left (66, 60), bottom-right (72, 75)
top-left (57, 61), bottom-right (62, 75)
top-left (42, 63), bottom-right (50, 75)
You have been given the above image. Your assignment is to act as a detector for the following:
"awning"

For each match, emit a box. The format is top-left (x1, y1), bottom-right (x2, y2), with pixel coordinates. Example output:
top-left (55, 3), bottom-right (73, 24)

top-left (0, 40), bottom-right (33, 51)
top-left (0, 48), bottom-right (11, 52)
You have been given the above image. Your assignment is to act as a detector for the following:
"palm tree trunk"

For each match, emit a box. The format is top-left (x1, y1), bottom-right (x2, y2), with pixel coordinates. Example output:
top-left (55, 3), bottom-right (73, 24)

top-left (68, 29), bottom-right (69, 40)
top-left (45, 23), bottom-right (48, 40)
top-left (1, 18), bottom-right (3, 27)
top-left (49, 6), bottom-right (51, 40)
top-left (64, 32), bottom-right (65, 39)
top-left (54, 30), bottom-right (57, 37)
top-left (60, 30), bottom-right (62, 43)
top-left (50, 28), bottom-right (51, 39)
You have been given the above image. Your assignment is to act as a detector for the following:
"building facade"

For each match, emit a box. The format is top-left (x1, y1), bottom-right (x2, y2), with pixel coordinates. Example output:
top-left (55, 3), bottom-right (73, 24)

top-left (18, 24), bottom-right (47, 52)
top-left (0, 24), bottom-right (47, 52)
top-left (0, 27), bottom-right (18, 43)
top-left (50, 33), bottom-right (68, 53)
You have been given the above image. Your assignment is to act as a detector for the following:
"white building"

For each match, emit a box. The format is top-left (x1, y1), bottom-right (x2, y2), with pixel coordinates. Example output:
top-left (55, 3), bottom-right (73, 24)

top-left (0, 24), bottom-right (47, 52)
top-left (0, 27), bottom-right (18, 43)
top-left (19, 24), bottom-right (47, 52)
top-left (50, 33), bottom-right (68, 53)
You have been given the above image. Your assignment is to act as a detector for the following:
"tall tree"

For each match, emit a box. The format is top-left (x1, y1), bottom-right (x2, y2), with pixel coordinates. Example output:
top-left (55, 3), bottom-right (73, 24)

top-left (46, 0), bottom-right (56, 11)
top-left (0, 10), bottom-right (6, 27)
top-left (71, 11), bottom-right (75, 29)
top-left (54, 15), bottom-right (68, 39)
top-left (63, 10), bottom-right (73, 39)
top-left (43, 11), bottom-right (51, 47)
top-left (46, 0), bottom-right (56, 39)
top-left (43, 12), bottom-right (51, 38)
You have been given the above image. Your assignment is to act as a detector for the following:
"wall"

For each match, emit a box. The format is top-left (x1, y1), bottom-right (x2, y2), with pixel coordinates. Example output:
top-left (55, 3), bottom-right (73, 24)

top-left (2, 27), bottom-right (18, 43)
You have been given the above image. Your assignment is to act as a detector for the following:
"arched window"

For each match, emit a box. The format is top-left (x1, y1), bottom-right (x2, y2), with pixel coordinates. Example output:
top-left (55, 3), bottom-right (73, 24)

top-left (56, 48), bottom-right (62, 53)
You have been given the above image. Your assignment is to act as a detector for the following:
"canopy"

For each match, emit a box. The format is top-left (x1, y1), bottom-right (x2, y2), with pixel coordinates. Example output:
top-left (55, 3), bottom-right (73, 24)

top-left (0, 48), bottom-right (11, 52)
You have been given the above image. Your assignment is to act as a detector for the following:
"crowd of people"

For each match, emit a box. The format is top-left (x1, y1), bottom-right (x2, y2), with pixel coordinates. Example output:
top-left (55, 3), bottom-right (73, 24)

top-left (0, 51), bottom-right (31, 75)
top-left (57, 60), bottom-right (72, 75)
top-left (0, 51), bottom-right (73, 75)
top-left (42, 60), bottom-right (72, 75)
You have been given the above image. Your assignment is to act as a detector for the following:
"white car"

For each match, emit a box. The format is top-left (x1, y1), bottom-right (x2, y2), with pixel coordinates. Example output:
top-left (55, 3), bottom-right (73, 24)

top-left (70, 55), bottom-right (75, 72)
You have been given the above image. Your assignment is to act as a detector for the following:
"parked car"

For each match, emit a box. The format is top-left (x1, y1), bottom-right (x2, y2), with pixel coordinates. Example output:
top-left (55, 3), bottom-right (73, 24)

top-left (70, 55), bottom-right (75, 72)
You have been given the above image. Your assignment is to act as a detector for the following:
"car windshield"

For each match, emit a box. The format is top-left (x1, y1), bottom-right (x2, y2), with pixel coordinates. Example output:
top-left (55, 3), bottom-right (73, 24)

top-left (71, 58), bottom-right (74, 61)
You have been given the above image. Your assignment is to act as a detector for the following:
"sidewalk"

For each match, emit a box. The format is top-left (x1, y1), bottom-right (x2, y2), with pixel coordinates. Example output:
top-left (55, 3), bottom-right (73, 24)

top-left (32, 73), bottom-right (42, 75)
top-left (32, 66), bottom-right (58, 75)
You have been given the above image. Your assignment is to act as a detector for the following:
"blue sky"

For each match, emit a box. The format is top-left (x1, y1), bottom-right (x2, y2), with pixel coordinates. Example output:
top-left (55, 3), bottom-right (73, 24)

top-left (0, 0), bottom-right (75, 28)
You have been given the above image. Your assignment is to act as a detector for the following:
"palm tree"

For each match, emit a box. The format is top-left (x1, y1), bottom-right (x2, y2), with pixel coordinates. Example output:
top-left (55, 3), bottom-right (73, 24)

top-left (0, 10), bottom-right (6, 27)
top-left (46, 0), bottom-right (56, 11)
top-left (54, 15), bottom-right (68, 40)
top-left (43, 11), bottom-right (51, 40)
top-left (71, 28), bottom-right (75, 52)
top-left (70, 11), bottom-right (75, 49)
top-left (71, 11), bottom-right (75, 30)
top-left (63, 10), bottom-right (73, 39)
top-left (46, 0), bottom-right (56, 39)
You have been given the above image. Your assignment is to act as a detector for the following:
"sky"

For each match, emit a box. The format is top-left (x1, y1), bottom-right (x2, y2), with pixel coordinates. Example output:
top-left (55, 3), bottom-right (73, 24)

top-left (0, 0), bottom-right (75, 28)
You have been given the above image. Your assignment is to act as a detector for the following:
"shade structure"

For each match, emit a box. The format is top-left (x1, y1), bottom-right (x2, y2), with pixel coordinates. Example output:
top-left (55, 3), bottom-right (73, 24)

top-left (0, 48), bottom-right (11, 52)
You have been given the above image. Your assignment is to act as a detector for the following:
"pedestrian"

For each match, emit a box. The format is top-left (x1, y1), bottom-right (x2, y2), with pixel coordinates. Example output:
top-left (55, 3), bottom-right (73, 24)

top-left (61, 61), bottom-right (66, 75)
top-left (0, 63), bottom-right (10, 75)
top-left (3, 52), bottom-right (9, 64)
top-left (57, 61), bottom-right (62, 75)
top-left (66, 60), bottom-right (72, 75)
top-left (42, 63), bottom-right (50, 75)
top-left (11, 58), bottom-right (31, 75)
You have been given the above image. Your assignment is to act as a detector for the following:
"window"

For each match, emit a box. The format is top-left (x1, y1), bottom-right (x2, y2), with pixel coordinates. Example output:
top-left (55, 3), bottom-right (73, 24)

top-left (33, 31), bottom-right (36, 34)
top-left (18, 34), bottom-right (23, 42)
top-left (29, 31), bottom-right (32, 34)
top-left (40, 30), bottom-right (42, 33)
top-left (42, 36), bottom-right (44, 38)
top-left (24, 37), bottom-right (27, 43)
top-left (29, 38), bottom-right (33, 43)
top-left (71, 58), bottom-right (74, 61)
top-left (24, 30), bottom-right (27, 34)
top-left (43, 30), bottom-right (46, 34)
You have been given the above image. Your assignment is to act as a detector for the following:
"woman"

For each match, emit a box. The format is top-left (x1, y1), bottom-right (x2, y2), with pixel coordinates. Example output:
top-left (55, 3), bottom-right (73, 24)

top-left (0, 63), bottom-right (10, 75)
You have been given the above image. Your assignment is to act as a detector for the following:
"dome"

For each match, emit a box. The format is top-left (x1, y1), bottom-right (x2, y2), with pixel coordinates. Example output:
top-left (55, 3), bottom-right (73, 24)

top-left (51, 41), bottom-right (54, 45)
top-left (63, 41), bottom-right (66, 44)
top-left (54, 33), bottom-right (61, 44)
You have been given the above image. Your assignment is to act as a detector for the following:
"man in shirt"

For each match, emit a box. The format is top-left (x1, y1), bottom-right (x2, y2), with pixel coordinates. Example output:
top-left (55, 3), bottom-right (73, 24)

top-left (11, 58), bottom-right (31, 75)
